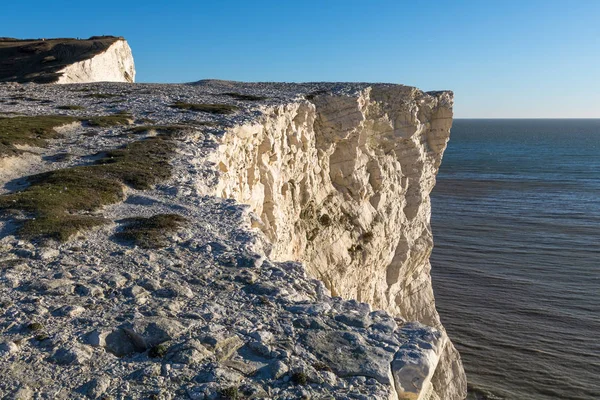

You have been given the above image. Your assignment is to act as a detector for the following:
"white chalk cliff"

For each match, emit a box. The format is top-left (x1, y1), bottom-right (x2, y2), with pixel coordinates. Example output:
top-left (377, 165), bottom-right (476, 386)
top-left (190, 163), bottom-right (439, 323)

top-left (213, 84), bottom-right (467, 399)
top-left (55, 39), bottom-right (135, 84)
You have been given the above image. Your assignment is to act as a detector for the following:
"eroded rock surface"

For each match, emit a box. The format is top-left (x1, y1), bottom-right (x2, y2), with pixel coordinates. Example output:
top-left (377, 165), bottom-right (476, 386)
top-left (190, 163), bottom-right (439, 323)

top-left (0, 81), bottom-right (466, 399)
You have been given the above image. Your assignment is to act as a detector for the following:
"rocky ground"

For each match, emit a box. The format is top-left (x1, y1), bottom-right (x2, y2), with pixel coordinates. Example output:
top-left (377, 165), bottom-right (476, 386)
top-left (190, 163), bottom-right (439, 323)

top-left (0, 81), bottom-right (447, 400)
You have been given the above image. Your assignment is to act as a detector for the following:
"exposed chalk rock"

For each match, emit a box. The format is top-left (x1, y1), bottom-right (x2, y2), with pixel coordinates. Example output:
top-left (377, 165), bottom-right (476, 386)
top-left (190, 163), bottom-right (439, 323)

top-left (55, 39), bottom-right (135, 84)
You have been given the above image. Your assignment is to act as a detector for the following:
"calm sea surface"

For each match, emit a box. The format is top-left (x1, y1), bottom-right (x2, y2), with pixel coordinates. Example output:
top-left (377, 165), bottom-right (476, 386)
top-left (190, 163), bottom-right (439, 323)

top-left (430, 119), bottom-right (600, 400)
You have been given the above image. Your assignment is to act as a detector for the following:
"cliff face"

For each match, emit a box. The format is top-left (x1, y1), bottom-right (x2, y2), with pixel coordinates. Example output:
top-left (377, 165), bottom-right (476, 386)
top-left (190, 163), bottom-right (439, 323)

top-left (0, 36), bottom-right (135, 84)
top-left (212, 84), bottom-right (467, 399)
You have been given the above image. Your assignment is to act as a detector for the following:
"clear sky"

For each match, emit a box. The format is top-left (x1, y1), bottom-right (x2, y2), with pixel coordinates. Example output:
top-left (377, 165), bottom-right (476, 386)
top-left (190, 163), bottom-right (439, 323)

top-left (2, 0), bottom-right (599, 117)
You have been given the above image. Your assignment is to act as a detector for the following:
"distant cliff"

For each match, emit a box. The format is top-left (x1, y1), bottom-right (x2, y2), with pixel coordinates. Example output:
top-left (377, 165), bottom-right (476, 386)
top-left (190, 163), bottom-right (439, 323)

top-left (0, 36), bottom-right (135, 84)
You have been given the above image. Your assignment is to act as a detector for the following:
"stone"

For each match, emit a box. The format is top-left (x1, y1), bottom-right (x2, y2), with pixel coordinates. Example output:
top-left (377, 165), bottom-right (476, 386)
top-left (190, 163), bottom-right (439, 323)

top-left (247, 340), bottom-right (272, 358)
top-left (87, 330), bottom-right (107, 348)
top-left (334, 312), bottom-right (371, 328)
top-left (195, 366), bottom-right (244, 385)
top-left (79, 376), bottom-right (111, 399)
top-left (0, 341), bottom-right (19, 355)
top-left (269, 360), bottom-right (289, 379)
top-left (166, 340), bottom-right (212, 365)
top-left (123, 285), bottom-right (149, 304)
top-left (392, 323), bottom-right (447, 400)
top-left (155, 282), bottom-right (193, 299)
top-left (248, 330), bottom-right (274, 343)
top-left (129, 317), bottom-right (187, 348)
top-left (103, 317), bottom-right (187, 356)
top-left (34, 279), bottom-right (75, 296)
top-left (104, 274), bottom-right (128, 289)
top-left (76, 284), bottom-right (104, 297)
top-left (12, 387), bottom-right (33, 400)
top-left (104, 329), bottom-right (141, 357)
top-left (52, 305), bottom-right (85, 317)
top-left (214, 336), bottom-right (244, 362)
top-left (302, 330), bottom-right (395, 385)
top-left (50, 344), bottom-right (92, 365)
top-left (37, 248), bottom-right (59, 260)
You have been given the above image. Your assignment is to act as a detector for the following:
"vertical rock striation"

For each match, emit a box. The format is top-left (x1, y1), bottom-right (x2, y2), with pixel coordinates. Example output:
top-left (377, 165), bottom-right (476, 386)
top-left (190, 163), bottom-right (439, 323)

top-left (214, 84), bottom-right (467, 399)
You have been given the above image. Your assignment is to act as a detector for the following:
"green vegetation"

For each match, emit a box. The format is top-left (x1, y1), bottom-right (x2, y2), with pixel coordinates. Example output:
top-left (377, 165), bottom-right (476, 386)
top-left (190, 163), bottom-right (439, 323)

top-left (170, 102), bottom-right (238, 115)
top-left (312, 361), bottom-right (333, 372)
top-left (115, 214), bottom-right (187, 249)
top-left (218, 387), bottom-right (239, 400)
top-left (362, 231), bottom-right (373, 243)
top-left (0, 115), bottom-right (77, 157)
top-left (149, 343), bottom-right (169, 358)
top-left (318, 214), bottom-right (332, 227)
top-left (56, 105), bottom-right (85, 111)
top-left (305, 90), bottom-right (328, 100)
top-left (0, 114), bottom-right (136, 157)
top-left (291, 371), bottom-right (308, 385)
top-left (221, 92), bottom-right (267, 101)
top-left (0, 135), bottom-right (176, 242)
top-left (27, 322), bottom-right (44, 332)
top-left (86, 113), bottom-right (132, 127)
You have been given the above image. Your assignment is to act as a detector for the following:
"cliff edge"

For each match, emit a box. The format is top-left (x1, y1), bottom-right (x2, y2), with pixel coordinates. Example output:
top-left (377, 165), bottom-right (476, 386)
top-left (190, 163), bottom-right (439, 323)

top-left (0, 36), bottom-right (135, 84)
top-left (0, 80), bottom-right (465, 399)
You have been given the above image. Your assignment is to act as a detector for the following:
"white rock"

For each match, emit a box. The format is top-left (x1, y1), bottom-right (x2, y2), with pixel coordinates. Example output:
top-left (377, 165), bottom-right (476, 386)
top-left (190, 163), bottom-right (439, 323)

top-left (55, 39), bottom-right (135, 84)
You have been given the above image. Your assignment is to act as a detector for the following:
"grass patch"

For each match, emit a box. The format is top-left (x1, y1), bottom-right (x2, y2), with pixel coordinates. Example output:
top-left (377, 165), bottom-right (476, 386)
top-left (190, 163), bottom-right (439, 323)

top-left (0, 113), bottom-right (136, 157)
top-left (27, 322), bottom-right (44, 332)
top-left (305, 90), bottom-right (328, 100)
top-left (57, 105), bottom-right (85, 111)
top-left (218, 387), bottom-right (239, 400)
top-left (291, 371), bottom-right (308, 385)
top-left (0, 135), bottom-right (176, 242)
top-left (86, 113), bottom-right (132, 127)
top-left (170, 102), bottom-right (238, 115)
top-left (115, 214), bottom-right (187, 249)
top-left (149, 343), bottom-right (169, 358)
top-left (220, 92), bottom-right (267, 101)
top-left (0, 115), bottom-right (78, 157)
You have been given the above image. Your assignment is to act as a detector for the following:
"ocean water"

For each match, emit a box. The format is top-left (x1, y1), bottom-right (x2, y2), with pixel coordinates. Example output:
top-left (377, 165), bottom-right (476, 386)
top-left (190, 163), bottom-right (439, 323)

top-left (430, 119), bottom-right (600, 400)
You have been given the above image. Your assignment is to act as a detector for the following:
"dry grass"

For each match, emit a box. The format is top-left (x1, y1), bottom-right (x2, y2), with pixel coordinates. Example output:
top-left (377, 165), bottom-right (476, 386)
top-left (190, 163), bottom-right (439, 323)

top-left (220, 92), bottom-right (267, 101)
top-left (115, 214), bottom-right (187, 249)
top-left (0, 135), bottom-right (176, 241)
top-left (0, 115), bottom-right (78, 157)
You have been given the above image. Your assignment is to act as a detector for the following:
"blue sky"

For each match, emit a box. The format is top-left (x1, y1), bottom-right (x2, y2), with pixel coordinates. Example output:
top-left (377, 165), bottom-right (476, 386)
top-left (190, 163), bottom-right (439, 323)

top-left (2, 0), bottom-right (599, 117)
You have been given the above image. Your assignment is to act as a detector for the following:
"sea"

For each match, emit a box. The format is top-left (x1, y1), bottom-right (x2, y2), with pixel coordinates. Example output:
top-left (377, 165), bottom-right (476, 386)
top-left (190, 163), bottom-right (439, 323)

top-left (430, 119), bottom-right (600, 400)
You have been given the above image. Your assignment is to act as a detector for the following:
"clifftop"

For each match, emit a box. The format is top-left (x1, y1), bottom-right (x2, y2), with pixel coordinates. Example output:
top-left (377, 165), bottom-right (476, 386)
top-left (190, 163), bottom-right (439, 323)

top-left (0, 36), bottom-right (135, 84)
top-left (0, 81), bottom-right (465, 399)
